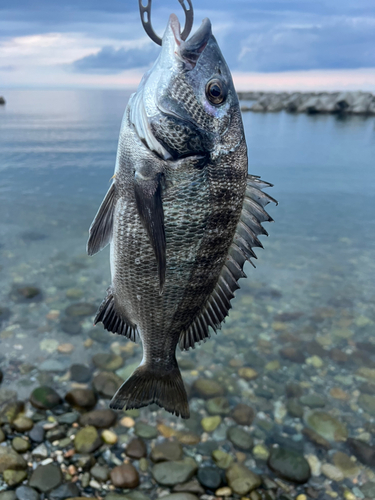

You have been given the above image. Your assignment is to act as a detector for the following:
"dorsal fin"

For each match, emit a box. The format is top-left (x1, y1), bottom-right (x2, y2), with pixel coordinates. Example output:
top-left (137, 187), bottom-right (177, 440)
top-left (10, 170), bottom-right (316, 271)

top-left (179, 174), bottom-right (276, 350)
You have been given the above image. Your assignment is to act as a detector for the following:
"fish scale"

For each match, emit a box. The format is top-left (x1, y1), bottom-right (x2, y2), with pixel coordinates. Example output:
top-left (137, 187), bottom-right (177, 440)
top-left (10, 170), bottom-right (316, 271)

top-left (87, 13), bottom-right (276, 418)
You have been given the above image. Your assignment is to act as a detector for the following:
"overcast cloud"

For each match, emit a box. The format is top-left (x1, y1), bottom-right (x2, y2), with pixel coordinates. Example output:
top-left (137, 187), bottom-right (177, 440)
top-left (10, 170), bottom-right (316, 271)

top-left (0, 0), bottom-right (374, 88)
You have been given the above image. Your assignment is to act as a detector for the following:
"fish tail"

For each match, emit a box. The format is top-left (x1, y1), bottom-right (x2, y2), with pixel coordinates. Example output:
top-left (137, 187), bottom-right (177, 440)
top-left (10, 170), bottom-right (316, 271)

top-left (109, 363), bottom-right (190, 419)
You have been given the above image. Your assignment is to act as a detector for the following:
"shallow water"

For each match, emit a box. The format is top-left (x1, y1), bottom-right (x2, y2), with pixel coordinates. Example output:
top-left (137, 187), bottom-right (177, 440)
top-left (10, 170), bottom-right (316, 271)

top-left (1, 89), bottom-right (375, 498)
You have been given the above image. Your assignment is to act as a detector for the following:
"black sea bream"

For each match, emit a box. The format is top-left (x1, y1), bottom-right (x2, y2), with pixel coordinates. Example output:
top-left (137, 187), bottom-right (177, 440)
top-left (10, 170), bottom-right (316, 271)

top-left (87, 14), bottom-right (276, 418)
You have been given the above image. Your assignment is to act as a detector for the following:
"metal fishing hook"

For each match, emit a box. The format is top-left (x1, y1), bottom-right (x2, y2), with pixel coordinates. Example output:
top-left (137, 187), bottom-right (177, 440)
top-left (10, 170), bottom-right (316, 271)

top-left (139, 0), bottom-right (194, 46)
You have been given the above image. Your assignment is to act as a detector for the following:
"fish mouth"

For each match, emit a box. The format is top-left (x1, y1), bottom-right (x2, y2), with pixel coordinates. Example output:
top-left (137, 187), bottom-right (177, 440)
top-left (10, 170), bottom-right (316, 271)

top-left (168, 14), bottom-right (212, 69)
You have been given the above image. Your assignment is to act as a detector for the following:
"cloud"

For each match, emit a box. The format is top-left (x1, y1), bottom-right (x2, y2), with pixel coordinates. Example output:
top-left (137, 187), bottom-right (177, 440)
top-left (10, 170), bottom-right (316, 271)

top-left (72, 44), bottom-right (159, 73)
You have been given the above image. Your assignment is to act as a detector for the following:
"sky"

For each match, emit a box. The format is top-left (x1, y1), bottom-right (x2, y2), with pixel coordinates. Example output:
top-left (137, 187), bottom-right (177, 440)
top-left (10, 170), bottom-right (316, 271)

top-left (1, 0), bottom-right (375, 91)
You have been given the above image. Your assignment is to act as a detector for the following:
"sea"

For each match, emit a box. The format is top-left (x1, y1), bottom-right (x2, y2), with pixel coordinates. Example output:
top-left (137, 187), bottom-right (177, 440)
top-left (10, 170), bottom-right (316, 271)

top-left (0, 88), bottom-right (375, 497)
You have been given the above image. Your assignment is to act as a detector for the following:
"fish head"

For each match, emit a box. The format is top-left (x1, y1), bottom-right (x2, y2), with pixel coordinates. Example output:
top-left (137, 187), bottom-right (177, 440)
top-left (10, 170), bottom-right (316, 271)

top-left (131, 14), bottom-right (243, 160)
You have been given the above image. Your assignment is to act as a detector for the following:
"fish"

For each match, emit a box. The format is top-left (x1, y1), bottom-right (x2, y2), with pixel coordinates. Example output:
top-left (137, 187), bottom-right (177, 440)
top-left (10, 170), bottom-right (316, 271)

top-left (87, 13), bottom-right (276, 418)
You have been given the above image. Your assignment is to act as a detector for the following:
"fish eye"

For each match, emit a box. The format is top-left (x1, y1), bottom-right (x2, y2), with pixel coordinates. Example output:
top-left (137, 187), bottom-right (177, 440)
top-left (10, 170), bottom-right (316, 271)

top-left (206, 78), bottom-right (227, 105)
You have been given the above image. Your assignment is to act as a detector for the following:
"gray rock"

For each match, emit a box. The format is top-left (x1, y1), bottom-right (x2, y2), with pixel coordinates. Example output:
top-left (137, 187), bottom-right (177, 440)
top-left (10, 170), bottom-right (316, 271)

top-left (29, 425), bottom-right (45, 443)
top-left (0, 494), bottom-right (16, 500)
top-left (32, 443), bottom-right (49, 459)
top-left (65, 302), bottom-right (96, 317)
top-left (227, 426), bottom-right (253, 450)
top-left (90, 464), bottom-right (110, 481)
top-left (134, 421), bottom-right (158, 439)
top-left (29, 463), bottom-right (63, 492)
top-left (226, 463), bottom-right (261, 495)
top-left (197, 466), bottom-right (222, 490)
top-left (299, 394), bottom-right (326, 408)
top-left (79, 409), bottom-right (117, 428)
top-left (304, 411), bottom-right (348, 442)
top-left (152, 458), bottom-right (198, 486)
top-left (65, 388), bottom-right (97, 410)
top-left (39, 360), bottom-right (66, 372)
top-left (150, 440), bottom-right (183, 462)
top-left (268, 447), bottom-right (311, 483)
top-left (69, 364), bottom-right (91, 383)
top-left (93, 371), bottom-right (122, 398)
top-left (48, 482), bottom-right (80, 500)
top-left (15, 486), bottom-right (40, 500)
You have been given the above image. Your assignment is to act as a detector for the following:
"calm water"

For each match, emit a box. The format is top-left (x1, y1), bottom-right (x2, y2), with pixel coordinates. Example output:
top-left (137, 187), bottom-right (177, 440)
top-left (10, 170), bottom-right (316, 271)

top-left (0, 89), bottom-right (375, 496)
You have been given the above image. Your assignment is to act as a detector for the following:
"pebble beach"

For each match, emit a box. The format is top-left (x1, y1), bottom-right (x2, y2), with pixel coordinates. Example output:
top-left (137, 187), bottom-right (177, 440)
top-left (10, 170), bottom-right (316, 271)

top-left (0, 89), bottom-right (374, 500)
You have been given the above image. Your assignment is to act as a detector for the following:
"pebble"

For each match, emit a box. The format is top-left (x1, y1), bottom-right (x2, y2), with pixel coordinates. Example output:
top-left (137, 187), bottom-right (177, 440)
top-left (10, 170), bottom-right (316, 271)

top-left (65, 388), bottom-right (97, 410)
top-left (70, 364), bottom-right (91, 383)
top-left (0, 446), bottom-right (27, 472)
top-left (227, 426), bottom-right (253, 450)
top-left (101, 429), bottom-right (118, 445)
top-left (286, 398), bottom-right (304, 418)
top-left (12, 437), bottom-right (30, 453)
top-left (32, 443), bottom-right (49, 459)
top-left (92, 353), bottom-right (124, 371)
top-left (29, 463), bottom-right (63, 492)
top-left (90, 464), bottom-right (110, 482)
top-left (212, 449), bottom-right (234, 469)
top-left (30, 386), bottom-right (62, 410)
top-left (126, 437), bottom-right (147, 458)
top-left (134, 421), bottom-right (158, 439)
top-left (92, 371), bottom-right (122, 398)
top-left (192, 378), bottom-right (224, 398)
top-left (110, 463), bottom-right (140, 488)
top-left (231, 403), bottom-right (255, 425)
top-left (79, 409), bottom-right (116, 429)
top-left (197, 466), bottom-right (222, 490)
top-left (238, 367), bottom-right (258, 380)
top-left (305, 454), bottom-right (321, 476)
top-left (15, 486), bottom-right (40, 500)
top-left (267, 447), bottom-right (311, 483)
top-left (201, 416), bottom-right (221, 432)
top-left (29, 425), bottom-right (45, 443)
top-left (48, 482), bottom-right (80, 500)
top-left (304, 410), bottom-right (348, 442)
top-left (74, 426), bottom-right (102, 453)
top-left (152, 458), bottom-right (198, 486)
top-left (347, 438), bottom-right (375, 467)
top-left (306, 355), bottom-right (324, 368)
top-left (280, 347), bottom-right (306, 363)
top-left (0, 493), bottom-right (16, 500)
top-left (57, 343), bottom-right (74, 354)
top-left (332, 451), bottom-right (360, 477)
top-left (206, 397), bottom-right (230, 415)
top-left (39, 360), bottom-right (66, 372)
top-left (13, 415), bottom-right (34, 432)
top-left (65, 302), bottom-right (96, 317)
top-left (330, 387), bottom-right (349, 400)
top-left (299, 394), bottom-right (326, 408)
top-left (4, 470), bottom-right (28, 487)
top-left (225, 463), bottom-right (261, 495)
top-left (215, 487), bottom-right (232, 496)
top-left (120, 416), bottom-right (135, 428)
top-left (150, 440), bottom-right (183, 462)
top-left (159, 495), bottom-right (198, 500)
top-left (252, 444), bottom-right (269, 460)
top-left (321, 463), bottom-right (344, 481)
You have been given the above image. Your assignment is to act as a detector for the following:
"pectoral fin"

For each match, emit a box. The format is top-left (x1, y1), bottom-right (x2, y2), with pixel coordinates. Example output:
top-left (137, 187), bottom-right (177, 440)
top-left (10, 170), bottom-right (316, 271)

top-left (87, 183), bottom-right (116, 256)
top-left (134, 169), bottom-right (166, 292)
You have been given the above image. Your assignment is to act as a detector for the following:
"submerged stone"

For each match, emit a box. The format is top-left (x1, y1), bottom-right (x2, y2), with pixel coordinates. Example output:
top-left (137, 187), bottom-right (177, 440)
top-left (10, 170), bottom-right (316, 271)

top-left (74, 426), bottom-right (102, 453)
top-left (30, 386), bottom-right (62, 410)
top-left (110, 464), bottom-right (140, 488)
top-left (0, 446), bottom-right (27, 472)
top-left (192, 379), bottom-right (224, 398)
top-left (152, 458), bottom-right (198, 486)
top-left (304, 411), bottom-right (348, 442)
top-left (226, 463), bottom-right (261, 495)
top-left (206, 397), bottom-right (230, 415)
top-left (29, 464), bottom-right (63, 492)
top-left (65, 302), bottom-right (96, 317)
top-left (79, 409), bottom-right (117, 428)
top-left (197, 466), bottom-right (222, 490)
top-left (227, 426), bottom-right (253, 450)
top-left (231, 403), bottom-right (255, 425)
top-left (268, 447), bottom-right (311, 483)
top-left (93, 371), bottom-right (122, 398)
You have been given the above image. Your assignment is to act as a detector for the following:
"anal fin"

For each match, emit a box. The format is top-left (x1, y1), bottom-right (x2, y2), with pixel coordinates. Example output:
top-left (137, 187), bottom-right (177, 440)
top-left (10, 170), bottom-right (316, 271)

top-left (94, 289), bottom-right (138, 343)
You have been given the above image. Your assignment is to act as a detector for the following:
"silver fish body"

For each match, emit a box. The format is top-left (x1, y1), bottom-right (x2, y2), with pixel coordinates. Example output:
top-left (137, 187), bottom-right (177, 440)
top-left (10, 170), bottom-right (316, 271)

top-left (87, 14), bottom-right (276, 418)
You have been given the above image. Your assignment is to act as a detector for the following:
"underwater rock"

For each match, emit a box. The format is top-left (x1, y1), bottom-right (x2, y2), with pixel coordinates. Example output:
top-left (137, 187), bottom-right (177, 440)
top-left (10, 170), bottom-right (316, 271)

top-left (70, 364), bottom-right (91, 383)
top-left (65, 388), bottom-right (97, 410)
top-left (29, 464), bottom-right (63, 492)
top-left (225, 463), bottom-right (261, 495)
top-left (10, 285), bottom-right (42, 302)
top-left (304, 410), bottom-right (348, 442)
top-left (192, 379), bottom-right (224, 398)
top-left (65, 302), bottom-right (97, 317)
top-left (227, 426), bottom-right (253, 450)
top-left (268, 447), bottom-right (311, 483)
top-left (134, 421), bottom-right (158, 439)
top-left (0, 446), bottom-right (27, 472)
top-left (150, 440), bottom-right (183, 462)
top-left (74, 426), bottom-right (102, 453)
top-left (197, 466), bottom-right (222, 490)
top-left (92, 353), bottom-right (123, 371)
top-left (126, 437), bottom-right (147, 459)
top-left (205, 397), bottom-right (230, 415)
top-left (15, 486), bottom-right (40, 500)
top-left (30, 386), bottom-right (62, 410)
top-left (152, 458), bottom-right (198, 486)
top-left (79, 409), bottom-right (117, 428)
top-left (231, 403), bottom-right (255, 425)
top-left (92, 371), bottom-right (122, 398)
top-left (110, 464), bottom-right (140, 488)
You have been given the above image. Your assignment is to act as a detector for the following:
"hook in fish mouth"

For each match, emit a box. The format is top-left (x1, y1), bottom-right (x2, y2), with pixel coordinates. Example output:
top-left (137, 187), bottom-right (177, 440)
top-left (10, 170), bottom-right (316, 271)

top-left (139, 0), bottom-right (194, 46)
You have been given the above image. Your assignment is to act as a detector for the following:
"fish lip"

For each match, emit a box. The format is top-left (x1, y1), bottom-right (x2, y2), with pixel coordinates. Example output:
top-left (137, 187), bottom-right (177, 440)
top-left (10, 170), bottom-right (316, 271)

top-left (169, 13), bottom-right (182, 46)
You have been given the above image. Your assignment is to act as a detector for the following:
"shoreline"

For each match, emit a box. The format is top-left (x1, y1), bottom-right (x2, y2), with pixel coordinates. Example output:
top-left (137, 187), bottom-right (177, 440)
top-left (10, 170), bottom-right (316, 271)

top-left (237, 91), bottom-right (375, 116)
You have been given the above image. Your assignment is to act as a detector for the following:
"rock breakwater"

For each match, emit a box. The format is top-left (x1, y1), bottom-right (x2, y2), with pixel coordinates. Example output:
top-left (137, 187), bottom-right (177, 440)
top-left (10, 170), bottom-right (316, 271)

top-left (238, 91), bottom-right (375, 116)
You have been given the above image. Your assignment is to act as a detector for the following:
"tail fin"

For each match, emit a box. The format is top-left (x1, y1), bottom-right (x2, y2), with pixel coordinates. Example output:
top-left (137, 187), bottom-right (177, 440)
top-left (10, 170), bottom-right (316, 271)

top-left (109, 364), bottom-right (190, 419)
